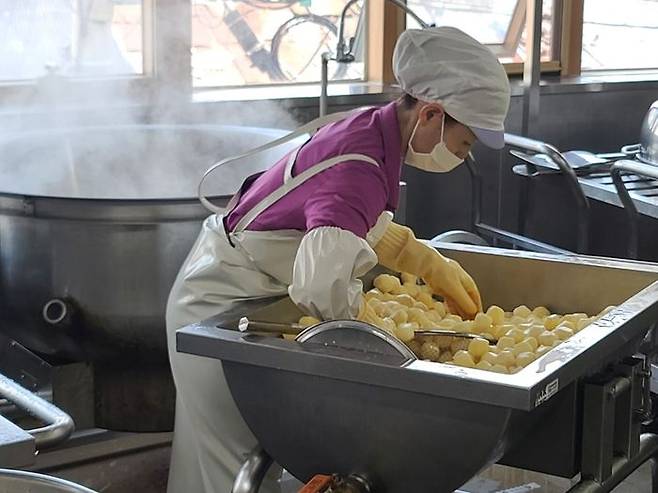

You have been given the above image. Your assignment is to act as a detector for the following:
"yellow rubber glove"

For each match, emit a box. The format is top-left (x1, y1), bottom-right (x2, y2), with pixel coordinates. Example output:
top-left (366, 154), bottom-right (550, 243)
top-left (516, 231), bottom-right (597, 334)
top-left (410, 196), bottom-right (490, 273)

top-left (373, 222), bottom-right (482, 319)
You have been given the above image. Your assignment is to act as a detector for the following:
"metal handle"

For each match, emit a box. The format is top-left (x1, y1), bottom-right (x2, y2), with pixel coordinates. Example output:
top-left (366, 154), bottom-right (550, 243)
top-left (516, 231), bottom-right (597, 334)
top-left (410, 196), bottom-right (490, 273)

top-left (238, 317), bottom-right (304, 336)
top-left (232, 447), bottom-right (273, 493)
top-left (0, 371), bottom-right (74, 449)
top-left (504, 132), bottom-right (590, 254)
top-left (621, 143), bottom-right (642, 156)
top-left (610, 160), bottom-right (658, 259)
top-left (414, 329), bottom-right (496, 343)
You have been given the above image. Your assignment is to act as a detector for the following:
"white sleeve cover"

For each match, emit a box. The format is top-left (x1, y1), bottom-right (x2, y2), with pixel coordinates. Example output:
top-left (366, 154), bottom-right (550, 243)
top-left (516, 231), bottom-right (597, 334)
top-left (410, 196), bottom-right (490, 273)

top-left (288, 226), bottom-right (378, 321)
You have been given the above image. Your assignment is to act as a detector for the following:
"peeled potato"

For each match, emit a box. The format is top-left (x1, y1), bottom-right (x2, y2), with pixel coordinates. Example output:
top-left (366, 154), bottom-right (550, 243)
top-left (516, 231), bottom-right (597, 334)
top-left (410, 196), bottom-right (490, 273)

top-left (364, 271), bottom-right (596, 374)
top-left (468, 338), bottom-right (491, 360)
top-left (486, 305), bottom-right (505, 325)
top-left (481, 351), bottom-right (499, 365)
top-left (407, 308), bottom-right (426, 322)
top-left (532, 306), bottom-right (551, 319)
top-left (380, 318), bottom-right (397, 334)
top-left (538, 330), bottom-right (558, 347)
top-left (544, 314), bottom-right (562, 330)
top-left (390, 309), bottom-right (408, 325)
top-left (365, 289), bottom-right (384, 301)
top-left (426, 310), bottom-right (442, 323)
top-left (299, 316), bottom-right (321, 327)
top-left (555, 326), bottom-right (574, 341)
top-left (497, 336), bottom-right (516, 351)
top-left (420, 341), bottom-right (441, 361)
top-left (496, 350), bottom-right (516, 367)
top-left (505, 327), bottom-right (526, 343)
top-left (516, 351), bottom-right (536, 368)
top-left (512, 341), bottom-right (534, 357)
top-left (453, 350), bottom-right (475, 368)
top-left (522, 336), bottom-right (539, 352)
top-left (526, 324), bottom-right (545, 339)
top-left (513, 305), bottom-right (532, 319)
top-left (395, 294), bottom-right (416, 307)
top-left (474, 313), bottom-right (493, 333)
top-left (373, 274), bottom-right (400, 294)
top-left (536, 345), bottom-right (551, 357)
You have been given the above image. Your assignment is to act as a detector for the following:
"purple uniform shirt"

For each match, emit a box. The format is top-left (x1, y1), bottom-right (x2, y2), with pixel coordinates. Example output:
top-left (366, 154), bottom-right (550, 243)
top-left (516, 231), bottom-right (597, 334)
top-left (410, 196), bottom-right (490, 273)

top-left (225, 102), bottom-right (403, 239)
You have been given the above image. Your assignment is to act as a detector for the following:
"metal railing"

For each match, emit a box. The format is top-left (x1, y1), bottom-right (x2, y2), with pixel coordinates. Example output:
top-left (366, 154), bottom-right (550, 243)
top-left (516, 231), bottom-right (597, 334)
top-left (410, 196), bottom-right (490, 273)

top-left (0, 372), bottom-right (73, 449)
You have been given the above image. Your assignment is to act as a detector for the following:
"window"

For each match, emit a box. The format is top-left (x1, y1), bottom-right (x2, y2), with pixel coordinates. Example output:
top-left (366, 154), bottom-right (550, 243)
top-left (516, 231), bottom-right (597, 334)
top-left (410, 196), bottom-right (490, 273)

top-left (405, 0), bottom-right (557, 65)
top-left (0, 0), bottom-right (144, 82)
top-left (191, 0), bottom-right (365, 88)
top-left (581, 0), bottom-right (658, 71)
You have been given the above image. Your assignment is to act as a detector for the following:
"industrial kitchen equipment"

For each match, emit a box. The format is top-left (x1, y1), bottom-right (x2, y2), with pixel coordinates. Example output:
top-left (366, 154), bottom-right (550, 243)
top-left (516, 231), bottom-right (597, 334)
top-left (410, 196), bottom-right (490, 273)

top-left (0, 123), bottom-right (303, 431)
top-left (178, 243), bottom-right (658, 492)
top-left (0, 469), bottom-right (97, 492)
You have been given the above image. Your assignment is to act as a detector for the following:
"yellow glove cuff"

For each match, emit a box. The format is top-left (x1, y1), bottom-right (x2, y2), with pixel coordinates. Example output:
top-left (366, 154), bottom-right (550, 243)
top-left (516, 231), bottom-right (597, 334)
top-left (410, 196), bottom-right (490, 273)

top-left (373, 222), bottom-right (434, 278)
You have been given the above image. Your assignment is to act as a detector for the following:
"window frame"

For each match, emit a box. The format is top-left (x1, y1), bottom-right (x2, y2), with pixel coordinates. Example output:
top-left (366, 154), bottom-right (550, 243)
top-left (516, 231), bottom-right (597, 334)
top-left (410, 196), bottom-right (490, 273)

top-left (2, 0), bottom-right (658, 107)
top-left (395, 0), bottom-right (584, 78)
top-left (0, 0), bottom-right (184, 108)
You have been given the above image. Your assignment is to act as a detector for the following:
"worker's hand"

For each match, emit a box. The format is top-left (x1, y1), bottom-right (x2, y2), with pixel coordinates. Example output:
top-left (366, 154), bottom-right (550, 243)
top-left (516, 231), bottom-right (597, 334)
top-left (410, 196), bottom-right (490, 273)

top-left (424, 254), bottom-right (482, 320)
top-left (372, 221), bottom-right (482, 319)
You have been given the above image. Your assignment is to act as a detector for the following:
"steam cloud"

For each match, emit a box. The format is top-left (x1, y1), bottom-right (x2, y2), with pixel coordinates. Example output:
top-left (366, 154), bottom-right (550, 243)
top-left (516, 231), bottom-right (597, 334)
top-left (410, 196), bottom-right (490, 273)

top-left (0, 0), bottom-right (303, 201)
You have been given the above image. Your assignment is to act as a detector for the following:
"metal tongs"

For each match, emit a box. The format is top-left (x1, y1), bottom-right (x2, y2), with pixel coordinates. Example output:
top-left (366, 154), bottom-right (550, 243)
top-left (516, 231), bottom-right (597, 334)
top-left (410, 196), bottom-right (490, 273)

top-left (414, 329), bottom-right (496, 343)
top-left (238, 317), bottom-right (304, 335)
top-left (238, 317), bottom-right (497, 343)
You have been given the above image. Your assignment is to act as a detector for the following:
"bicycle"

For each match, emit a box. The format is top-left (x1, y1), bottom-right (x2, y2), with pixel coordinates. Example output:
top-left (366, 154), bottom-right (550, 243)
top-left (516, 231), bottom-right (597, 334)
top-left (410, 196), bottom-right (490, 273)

top-left (221, 0), bottom-right (362, 82)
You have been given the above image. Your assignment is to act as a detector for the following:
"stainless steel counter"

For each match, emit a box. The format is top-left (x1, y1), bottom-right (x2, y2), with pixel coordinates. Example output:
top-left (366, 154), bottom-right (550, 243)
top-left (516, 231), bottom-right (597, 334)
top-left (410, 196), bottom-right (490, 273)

top-left (579, 170), bottom-right (658, 219)
top-left (0, 415), bottom-right (34, 469)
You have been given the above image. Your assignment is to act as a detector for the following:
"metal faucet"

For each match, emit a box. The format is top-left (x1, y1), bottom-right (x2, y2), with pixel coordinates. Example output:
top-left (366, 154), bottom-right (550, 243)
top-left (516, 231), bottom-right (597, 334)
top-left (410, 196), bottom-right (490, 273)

top-left (320, 0), bottom-right (429, 117)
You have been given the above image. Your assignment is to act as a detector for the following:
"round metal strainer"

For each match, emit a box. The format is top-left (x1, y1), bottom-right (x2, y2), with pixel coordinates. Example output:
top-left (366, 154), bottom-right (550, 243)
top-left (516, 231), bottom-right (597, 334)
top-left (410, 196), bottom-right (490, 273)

top-left (295, 320), bottom-right (416, 365)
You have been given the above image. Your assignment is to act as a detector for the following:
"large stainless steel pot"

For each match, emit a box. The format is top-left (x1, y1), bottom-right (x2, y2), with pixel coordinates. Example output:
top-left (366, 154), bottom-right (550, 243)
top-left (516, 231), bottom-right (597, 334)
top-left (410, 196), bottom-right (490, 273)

top-left (0, 124), bottom-right (303, 430)
top-left (639, 100), bottom-right (658, 166)
top-left (623, 100), bottom-right (658, 166)
top-left (178, 245), bottom-right (658, 492)
top-left (0, 124), bottom-right (302, 364)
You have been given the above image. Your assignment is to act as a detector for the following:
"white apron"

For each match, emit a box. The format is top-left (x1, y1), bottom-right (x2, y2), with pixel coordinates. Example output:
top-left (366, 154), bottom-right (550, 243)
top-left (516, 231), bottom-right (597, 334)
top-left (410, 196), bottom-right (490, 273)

top-left (166, 110), bottom-right (390, 493)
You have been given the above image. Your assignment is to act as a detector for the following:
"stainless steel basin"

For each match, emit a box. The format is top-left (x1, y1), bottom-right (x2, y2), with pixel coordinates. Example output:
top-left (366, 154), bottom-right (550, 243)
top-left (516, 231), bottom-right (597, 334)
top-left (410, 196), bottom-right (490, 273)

top-left (177, 245), bottom-right (658, 492)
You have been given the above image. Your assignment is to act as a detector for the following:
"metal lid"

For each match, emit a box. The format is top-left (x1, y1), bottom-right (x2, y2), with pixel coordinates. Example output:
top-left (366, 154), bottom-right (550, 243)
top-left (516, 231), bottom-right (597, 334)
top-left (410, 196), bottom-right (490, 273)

top-left (0, 124), bottom-right (303, 200)
top-left (0, 469), bottom-right (97, 492)
top-left (639, 100), bottom-right (658, 166)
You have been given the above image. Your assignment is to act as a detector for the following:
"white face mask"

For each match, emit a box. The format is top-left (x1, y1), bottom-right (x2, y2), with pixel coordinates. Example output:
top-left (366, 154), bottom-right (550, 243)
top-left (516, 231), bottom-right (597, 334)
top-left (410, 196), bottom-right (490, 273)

top-left (404, 114), bottom-right (464, 173)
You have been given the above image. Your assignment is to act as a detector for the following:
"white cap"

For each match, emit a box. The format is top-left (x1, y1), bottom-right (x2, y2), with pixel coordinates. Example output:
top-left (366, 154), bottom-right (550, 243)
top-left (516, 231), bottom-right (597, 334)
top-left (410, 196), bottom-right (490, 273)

top-left (393, 26), bottom-right (511, 149)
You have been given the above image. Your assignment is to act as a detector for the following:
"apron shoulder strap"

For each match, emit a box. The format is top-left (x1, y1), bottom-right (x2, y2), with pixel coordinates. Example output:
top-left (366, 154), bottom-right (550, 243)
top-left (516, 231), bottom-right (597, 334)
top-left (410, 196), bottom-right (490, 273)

top-left (231, 152), bottom-right (380, 234)
top-left (198, 108), bottom-right (373, 215)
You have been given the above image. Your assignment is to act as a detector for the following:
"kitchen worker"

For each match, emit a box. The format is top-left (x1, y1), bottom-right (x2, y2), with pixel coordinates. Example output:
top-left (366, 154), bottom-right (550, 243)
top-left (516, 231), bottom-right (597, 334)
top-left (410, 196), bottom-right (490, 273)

top-left (166, 26), bottom-right (510, 493)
